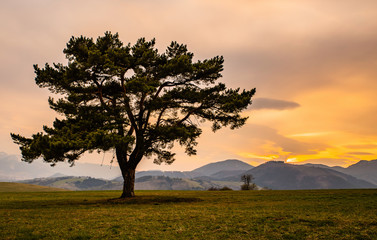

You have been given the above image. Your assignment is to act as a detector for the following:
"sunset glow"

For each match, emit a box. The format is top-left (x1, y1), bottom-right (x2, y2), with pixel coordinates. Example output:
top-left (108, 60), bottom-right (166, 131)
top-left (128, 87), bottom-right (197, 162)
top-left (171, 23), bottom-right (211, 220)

top-left (1, 0), bottom-right (377, 171)
top-left (286, 158), bottom-right (297, 163)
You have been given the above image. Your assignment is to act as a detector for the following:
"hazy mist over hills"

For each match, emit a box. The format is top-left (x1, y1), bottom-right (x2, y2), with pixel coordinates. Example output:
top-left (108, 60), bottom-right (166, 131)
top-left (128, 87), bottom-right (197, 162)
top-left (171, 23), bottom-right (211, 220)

top-left (0, 152), bottom-right (120, 181)
top-left (2, 151), bottom-right (377, 190)
top-left (7, 154), bottom-right (376, 191)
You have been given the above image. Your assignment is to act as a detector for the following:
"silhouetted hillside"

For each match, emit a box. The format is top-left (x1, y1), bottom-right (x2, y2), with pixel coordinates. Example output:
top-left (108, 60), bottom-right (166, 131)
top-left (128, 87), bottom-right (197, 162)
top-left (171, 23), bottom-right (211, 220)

top-left (303, 163), bottom-right (345, 172)
top-left (14, 158), bottom-right (377, 191)
top-left (135, 176), bottom-right (216, 190)
top-left (209, 170), bottom-right (248, 181)
top-left (245, 161), bottom-right (376, 190)
top-left (304, 160), bottom-right (377, 185)
top-left (342, 160), bottom-right (377, 185)
top-left (191, 159), bottom-right (253, 176)
top-left (112, 159), bottom-right (252, 182)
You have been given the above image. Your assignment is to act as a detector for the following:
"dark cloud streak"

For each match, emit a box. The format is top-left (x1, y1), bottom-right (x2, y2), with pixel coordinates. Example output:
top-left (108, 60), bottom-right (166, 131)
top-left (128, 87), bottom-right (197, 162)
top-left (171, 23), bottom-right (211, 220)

top-left (344, 144), bottom-right (377, 149)
top-left (251, 98), bottom-right (300, 111)
top-left (347, 152), bottom-right (374, 155)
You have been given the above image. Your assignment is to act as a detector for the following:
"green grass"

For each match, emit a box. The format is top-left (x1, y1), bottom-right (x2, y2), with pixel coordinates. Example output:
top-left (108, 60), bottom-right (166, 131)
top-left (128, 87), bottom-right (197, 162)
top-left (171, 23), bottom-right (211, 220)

top-left (0, 182), bottom-right (66, 192)
top-left (1, 189), bottom-right (377, 239)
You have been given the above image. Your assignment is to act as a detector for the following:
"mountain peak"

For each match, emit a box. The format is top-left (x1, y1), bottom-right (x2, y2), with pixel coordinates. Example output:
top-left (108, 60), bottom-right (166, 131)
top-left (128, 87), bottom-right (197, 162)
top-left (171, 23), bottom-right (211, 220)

top-left (349, 159), bottom-right (377, 167)
top-left (265, 161), bottom-right (285, 165)
top-left (192, 159), bottom-right (253, 176)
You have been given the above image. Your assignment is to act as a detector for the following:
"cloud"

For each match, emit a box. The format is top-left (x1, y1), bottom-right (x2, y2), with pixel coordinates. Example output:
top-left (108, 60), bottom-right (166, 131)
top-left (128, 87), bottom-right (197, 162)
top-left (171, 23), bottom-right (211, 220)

top-left (227, 124), bottom-right (329, 156)
top-left (251, 98), bottom-right (300, 111)
top-left (344, 144), bottom-right (377, 149)
top-left (2, 0), bottom-right (377, 171)
top-left (347, 152), bottom-right (374, 156)
top-left (289, 132), bottom-right (334, 137)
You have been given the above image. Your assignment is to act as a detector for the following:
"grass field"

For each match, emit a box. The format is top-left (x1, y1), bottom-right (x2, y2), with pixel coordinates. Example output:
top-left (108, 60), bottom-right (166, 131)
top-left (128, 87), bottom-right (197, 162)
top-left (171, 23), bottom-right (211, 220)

top-left (1, 189), bottom-right (377, 239)
top-left (0, 182), bottom-right (66, 192)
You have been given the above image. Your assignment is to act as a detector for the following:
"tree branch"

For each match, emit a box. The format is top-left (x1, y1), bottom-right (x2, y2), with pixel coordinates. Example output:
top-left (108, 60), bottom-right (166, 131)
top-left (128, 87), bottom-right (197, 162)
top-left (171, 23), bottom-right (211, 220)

top-left (178, 104), bottom-right (203, 125)
top-left (120, 72), bottom-right (139, 132)
top-left (137, 93), bottom-right (146, 130)
top-left (156, 106), bottom-right (168, 127)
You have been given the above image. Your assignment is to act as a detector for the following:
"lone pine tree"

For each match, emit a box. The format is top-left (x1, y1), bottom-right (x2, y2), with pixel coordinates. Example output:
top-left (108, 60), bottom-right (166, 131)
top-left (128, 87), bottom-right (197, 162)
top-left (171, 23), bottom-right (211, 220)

top-left (11, 32), bottom-right (255, 198)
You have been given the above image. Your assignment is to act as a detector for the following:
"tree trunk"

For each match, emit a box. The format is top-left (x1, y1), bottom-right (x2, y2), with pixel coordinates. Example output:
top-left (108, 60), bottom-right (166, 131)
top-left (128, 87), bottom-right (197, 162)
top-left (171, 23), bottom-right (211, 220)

top-left (120, 168), bottom-right (135, 198)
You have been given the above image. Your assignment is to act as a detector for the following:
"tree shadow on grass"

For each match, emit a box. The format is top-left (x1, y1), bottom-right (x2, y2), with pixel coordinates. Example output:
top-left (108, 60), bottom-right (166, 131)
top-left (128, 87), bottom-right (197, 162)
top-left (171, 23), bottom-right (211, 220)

top-left (103, 195), bottom-right (203, 205)
top-left (2, 195), bottom-right (203, 209)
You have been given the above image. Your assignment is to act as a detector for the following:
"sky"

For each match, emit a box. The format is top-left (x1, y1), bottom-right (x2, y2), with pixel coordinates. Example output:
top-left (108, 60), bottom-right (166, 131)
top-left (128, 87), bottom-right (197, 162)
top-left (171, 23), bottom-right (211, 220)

top-left (1, 0), bottom-right (377, 171)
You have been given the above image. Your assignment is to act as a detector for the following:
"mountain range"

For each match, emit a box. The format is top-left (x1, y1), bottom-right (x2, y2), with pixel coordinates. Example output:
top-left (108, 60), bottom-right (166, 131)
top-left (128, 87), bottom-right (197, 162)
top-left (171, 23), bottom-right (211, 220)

top-left (246, 161), bottom-right (375, 190)
top-left (303, 160), bottom-right (377, 185)
top-left (16, 159), bottom-right (377, 191)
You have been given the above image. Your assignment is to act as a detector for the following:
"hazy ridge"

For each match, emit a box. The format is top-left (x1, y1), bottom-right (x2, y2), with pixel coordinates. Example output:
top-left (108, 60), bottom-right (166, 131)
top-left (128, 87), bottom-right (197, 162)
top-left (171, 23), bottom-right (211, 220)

top-left (11, 159), bottom-right (377, 191)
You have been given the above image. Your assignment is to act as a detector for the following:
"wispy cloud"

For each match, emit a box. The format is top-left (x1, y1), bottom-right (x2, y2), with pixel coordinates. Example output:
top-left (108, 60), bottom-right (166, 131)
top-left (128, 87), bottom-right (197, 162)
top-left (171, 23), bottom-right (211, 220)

top-left (289, 132), bottom-right (335, 137)
top-left (251, 98), bottom-right (300, 111)
top-left (344, 144), bottom-right (377, 150)
top-left (347, 152), bottom-right (374, 156)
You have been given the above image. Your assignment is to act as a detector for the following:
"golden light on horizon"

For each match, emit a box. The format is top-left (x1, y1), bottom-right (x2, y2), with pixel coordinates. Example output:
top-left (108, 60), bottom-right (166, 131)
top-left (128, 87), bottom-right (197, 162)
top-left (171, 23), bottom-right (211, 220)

top-left (1, 1), bottom-right (377, 171)
top-left (289, 132), bottom-right (335, 138)
top-left (286, 158), bottom-right (297, 163)
top-left (238, 152), bottom-right (280, 161)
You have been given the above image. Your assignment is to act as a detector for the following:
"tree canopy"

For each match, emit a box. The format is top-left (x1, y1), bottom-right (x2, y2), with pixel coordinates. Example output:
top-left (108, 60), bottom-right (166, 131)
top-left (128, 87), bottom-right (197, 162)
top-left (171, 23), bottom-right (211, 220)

top-left (11, 32), bottom-right (255, 197)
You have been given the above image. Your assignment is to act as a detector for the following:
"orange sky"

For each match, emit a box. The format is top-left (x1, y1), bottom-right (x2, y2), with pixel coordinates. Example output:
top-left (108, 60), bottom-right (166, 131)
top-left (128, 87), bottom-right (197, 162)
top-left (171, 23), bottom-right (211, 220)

top-left (1, 0), bottom-right (377, 171)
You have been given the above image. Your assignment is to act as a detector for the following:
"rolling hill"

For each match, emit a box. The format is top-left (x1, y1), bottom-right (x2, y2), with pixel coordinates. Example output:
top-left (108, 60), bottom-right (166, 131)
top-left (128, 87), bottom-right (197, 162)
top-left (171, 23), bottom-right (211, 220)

top-left (245, 161), bottom-right (376, 190)
top-left (113, 159), bottom-right (253, 182)
top-left (304, 160), bottom-right (377, 185)
top-left (191, 159), bottom-right (253, 176)
top-left (341, 160), bottom-right (377, 185)
top-left (21, 176), bottom-right (122, 191)
top-left (14, 159), bottom-right (377, 191)
top-left (19, 159), bottom-right (255, 191)
top-left (20, 175), bottom-right (238, 191)
top-left (135, 176), bottom-right (213, 190)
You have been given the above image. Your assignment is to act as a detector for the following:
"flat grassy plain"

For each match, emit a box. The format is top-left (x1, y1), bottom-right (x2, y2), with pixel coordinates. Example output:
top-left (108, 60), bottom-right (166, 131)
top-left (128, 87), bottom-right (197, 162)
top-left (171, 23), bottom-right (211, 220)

top-left (1, 189), bottom-right (377, 239)
top-left (0, 182), bottom-right (66, 192)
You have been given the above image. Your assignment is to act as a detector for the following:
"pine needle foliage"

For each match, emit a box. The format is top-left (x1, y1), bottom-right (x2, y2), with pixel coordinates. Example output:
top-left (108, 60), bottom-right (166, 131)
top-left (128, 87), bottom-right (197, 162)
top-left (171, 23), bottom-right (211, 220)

top-left (11, 32), bottom-right (255, 197)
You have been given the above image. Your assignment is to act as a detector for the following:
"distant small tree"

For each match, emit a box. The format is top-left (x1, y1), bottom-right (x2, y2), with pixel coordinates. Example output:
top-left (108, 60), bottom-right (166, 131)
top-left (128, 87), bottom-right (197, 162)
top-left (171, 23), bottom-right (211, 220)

top-left (241, 174), bottom-right (257, 190)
